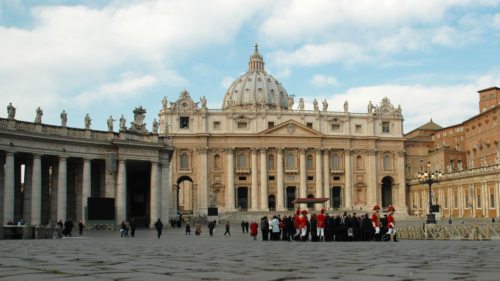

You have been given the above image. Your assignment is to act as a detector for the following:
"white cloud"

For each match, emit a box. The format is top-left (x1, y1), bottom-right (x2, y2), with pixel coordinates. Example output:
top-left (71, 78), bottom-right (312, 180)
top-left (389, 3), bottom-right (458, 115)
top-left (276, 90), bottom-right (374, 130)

top-left (311, 74), bottom-right (339, 87)
top-left (75, 74), bottom-right (158, 107)
top-left (494, 13), bottom-right (500, 28)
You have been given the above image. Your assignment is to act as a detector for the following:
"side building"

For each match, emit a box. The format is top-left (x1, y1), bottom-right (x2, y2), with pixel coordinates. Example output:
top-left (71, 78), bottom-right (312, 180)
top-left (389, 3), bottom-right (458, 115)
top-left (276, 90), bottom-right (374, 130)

top-left (407, 87), bottom-right (500, 219)
top-left (0, 107), bottom-right (173, 234)
top-left (159, 45), bottom-right (408, 216)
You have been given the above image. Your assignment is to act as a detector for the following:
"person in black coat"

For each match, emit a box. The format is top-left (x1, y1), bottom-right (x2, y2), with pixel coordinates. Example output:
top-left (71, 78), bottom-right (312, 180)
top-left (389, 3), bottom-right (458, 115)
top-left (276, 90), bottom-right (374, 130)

top-left (130, 218), bottom-right (137, 237)
top-left (154, 219), bottom-right (163, 239)
top-left (260, 216), bottom-right (269, 241)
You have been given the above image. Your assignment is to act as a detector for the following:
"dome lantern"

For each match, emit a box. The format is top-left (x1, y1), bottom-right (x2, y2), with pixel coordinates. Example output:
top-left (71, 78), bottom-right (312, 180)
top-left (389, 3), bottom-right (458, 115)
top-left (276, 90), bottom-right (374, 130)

top-left (248, 43), bottom-right (265, 72)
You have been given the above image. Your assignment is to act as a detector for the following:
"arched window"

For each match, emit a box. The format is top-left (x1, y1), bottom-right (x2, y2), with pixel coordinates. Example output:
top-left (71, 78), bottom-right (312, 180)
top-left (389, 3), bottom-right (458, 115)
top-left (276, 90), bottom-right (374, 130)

top-left (331, 154), bottom-right (340, 170)
top-left (383, 155), bottom-right (391, 171)
top-left (214, 154), bottom-right (221, 170)
top-left (356, 155), bottom-right (363, 170)
top-left (268, 154), bottom-right (275, 170)
top-left (306, 155), bottom-right (313, 170)
top-left (286, 153), bottom-right (295, 169)
top-left (180, 153), bottom-right (189, 170)
top-left (238, 154), bottom-right (247, 169)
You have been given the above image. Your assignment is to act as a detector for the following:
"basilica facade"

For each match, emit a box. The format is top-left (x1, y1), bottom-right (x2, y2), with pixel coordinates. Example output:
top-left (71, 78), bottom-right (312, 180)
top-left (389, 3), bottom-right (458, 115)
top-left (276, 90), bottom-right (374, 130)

top-left (160, 46), bottom-right (407, 216)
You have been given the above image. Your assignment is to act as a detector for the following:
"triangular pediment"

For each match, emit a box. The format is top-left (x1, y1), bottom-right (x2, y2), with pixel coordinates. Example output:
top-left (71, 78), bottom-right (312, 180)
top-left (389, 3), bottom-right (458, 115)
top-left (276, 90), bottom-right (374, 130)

top-left (258, 120), bottom-right (324, 137)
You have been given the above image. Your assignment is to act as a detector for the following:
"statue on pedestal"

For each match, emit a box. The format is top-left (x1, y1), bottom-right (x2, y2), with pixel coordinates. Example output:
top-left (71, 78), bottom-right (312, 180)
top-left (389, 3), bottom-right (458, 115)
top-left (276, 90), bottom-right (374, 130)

top-left (162, 96), bottom-right (168, 110)
top-left (344, 100), bottom-right (349, 112)
top-left (34, 107), bottom-right (43, 124)
top-left (322, 99), bottom-right (328, 112)
top-left (60, 110), bottom-right (67, 127)
top-left (107, 115), bottom-right (115, 132)
top-left (298, 98), bottom-right (305, 111)
top-left (119, 115), bottom-right (126, 131)
top-left (200, 96), bottom-right (207, 110)
top-left (84, 113), bottom-right (91, 129)
top-left (152, 119), bottom-right (159, 134)
top-left (313, 99), bottom-right (319, 111)
top-left (7, 103), bottom-right (16, 119)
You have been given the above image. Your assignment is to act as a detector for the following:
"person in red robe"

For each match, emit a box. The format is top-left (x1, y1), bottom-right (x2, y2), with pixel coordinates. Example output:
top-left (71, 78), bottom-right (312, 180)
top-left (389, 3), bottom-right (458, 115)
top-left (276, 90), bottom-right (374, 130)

top-left (293, 209), bottom-right (301, 240)
top-left (371, 204), bottom-right (381, 241)
top-left (317, 208), bottom-right (326, 242)
top-left (387, 205), bottom-right (398, 242)
top-left (300, 210), bottom-right (308, 241)
top-left (250, 220), bottom-right (259, 240)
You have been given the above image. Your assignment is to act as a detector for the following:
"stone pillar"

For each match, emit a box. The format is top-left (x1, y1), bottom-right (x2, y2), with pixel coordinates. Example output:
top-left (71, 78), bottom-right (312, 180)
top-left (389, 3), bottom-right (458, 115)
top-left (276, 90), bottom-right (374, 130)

top-left (169, 160), bottom-right (176, 216)
top-left (57, 156), bottom-right (67, 222)
top-left (3, 152), bottom-right (15, 224)
top-left (198, 147), bottom-right (208, 215)
top-left (105, 153), bottom-right (116, 198)
top-left (323, 149), bottom-right (330, 210)
top-left (161, 159), bottom-right (170, 222)
top-left (116, 160), bottom-right (127, 224)
top-left (344, 149), bottom-right (352, 210)
top-left (367, 150), bottom-right (378, 208)
top-left (150, 161), bottom-right (160, 227)
top-left (299, 148), bottom-right (307, 209)
top-left (397, 151), bottom-right (408, 214)
top-left (226, 148), bottom-right (235, 211)
top-left (31, 154), bottom-right (42, 225)
top-left (482, 182), bottom-right (487, 216)
top-left (276, 148), bottom-right (285, 211)
top-left (250, 148), bottom-right (259, 211)
top-left (260, 148), bottom-right (268, 211)
top-left (81, 158), bottom-right (91, 223)
top-left (458, 184), bottom-right (464, 217)
top-left (496, 181), bottom-right (500, 218)
top-left (315, 148), bottom-right (323, 210)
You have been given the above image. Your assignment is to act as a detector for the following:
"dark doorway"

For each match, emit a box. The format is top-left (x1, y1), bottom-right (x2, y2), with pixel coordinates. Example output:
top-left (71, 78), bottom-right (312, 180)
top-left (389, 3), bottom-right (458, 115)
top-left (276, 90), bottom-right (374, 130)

top-left (237, 187), bottom-right (248, 210)
top-left (382, 176), bottom-right (393, 208)
top-left (286, 187), bottom-right (296, 210)
top-left (331, 186), bottom-right (342, 209)
top-left (127, 161), bottom-right (151, 227)
top-left (307, 194), bottom-right (314, 209)
top-left (268, 195), bottom-right (276, 211)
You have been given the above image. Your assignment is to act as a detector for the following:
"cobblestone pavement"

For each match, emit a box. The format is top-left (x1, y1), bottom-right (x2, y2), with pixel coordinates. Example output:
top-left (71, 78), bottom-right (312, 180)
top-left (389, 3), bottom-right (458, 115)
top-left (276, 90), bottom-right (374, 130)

top-left (0, 228), bottom-right (499, 281)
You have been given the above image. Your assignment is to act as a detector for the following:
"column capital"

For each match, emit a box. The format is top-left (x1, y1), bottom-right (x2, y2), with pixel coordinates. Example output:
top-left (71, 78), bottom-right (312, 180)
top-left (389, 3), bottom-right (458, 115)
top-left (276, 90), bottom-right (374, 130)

top-left (6, 151), bottom-right (15, 157)
top-left (344, 148), bottom-right (352, 155)
top-left (197, 146), bottom-right (209, 153)
top-left (32, 154), bottom-right (42, 159)
top-left (314, 148), bottom-right (322, 153)
top-left (299, 147), bottom-right (307, 153)
top-left (250, 147), bottom-right (259, 153)
top-left (276, 147), bottom-right (284, 153)
top-left (260, 147), bottom-right (267, 153)
top-left (224, 147), bottom-right (234, 153)
top-left (58, 155), bottom-right (67, 161)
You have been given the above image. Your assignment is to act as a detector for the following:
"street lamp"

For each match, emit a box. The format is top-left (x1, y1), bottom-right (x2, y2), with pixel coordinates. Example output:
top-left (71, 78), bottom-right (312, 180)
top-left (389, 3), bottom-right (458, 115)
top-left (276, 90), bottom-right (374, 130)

top-left (417, 162), bottom-right (442, 224)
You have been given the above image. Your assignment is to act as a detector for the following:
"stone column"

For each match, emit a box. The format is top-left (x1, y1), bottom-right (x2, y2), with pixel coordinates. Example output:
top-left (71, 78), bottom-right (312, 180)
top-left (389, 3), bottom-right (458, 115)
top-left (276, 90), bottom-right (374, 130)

top-left (344, 149), bottom-right (352, 210)
top-left (323, 149), bottom-right (330, 210)
top-left (315, 148), bottom-right (323, 210)
top-left (31, 154), bottom-right (42, 225)
top-left (250, 148), bottom-right (258, 211)
top-left (3, 152), bottom-right (15, 224)
top-left (116, 160), bottom-right (127, 224)
top-left (57, 156), bottom-right (67, 222)
top-left (81, 158), bottom-right (91, 223)
top-left (260, 148), bottom-right (268, 211)
top-left (150, 161), bottom-right (160, 227)
top-left (367, 150), bottom-right (378, 208)
top-left (276, 148), bottom-right (285, 211)
top-left (161, 159), bottom-right (170, 222)
top-left (458, 184), bottom-right (464, 217)
top-left (226, 148), bottom-right (235, 211)
top-left (299, 148), bottom-right (307, 209)
top-left (496, 181), bottom-right (500, 218)
top-left (482, 182), bottom-right (487, 216)
top-left (198, 147), bottom-right (208, 215)
top-left (397, 151), bottom-right (408, 214)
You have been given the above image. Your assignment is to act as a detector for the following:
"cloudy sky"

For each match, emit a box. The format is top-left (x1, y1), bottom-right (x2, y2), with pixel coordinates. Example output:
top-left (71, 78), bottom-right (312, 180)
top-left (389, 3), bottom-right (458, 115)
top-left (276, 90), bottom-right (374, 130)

top-left (1, 0), bottom-right (499, 132)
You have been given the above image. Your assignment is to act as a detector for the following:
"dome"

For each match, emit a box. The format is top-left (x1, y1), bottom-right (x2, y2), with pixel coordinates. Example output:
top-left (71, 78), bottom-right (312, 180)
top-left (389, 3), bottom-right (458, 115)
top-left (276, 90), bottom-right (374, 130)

top-left (222, 44), bottom-right (291, 111)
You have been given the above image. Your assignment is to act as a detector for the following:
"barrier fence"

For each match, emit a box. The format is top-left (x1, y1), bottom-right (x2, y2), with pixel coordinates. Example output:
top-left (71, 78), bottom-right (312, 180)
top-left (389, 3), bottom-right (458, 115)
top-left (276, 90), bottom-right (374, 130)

top-left (397, 224), bottom-right (500, 240)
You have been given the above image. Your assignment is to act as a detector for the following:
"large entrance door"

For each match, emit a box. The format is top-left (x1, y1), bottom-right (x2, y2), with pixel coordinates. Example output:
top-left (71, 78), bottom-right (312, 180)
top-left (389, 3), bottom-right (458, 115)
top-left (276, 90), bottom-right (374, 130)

top-left (177, 176), bottom-right (194, 214)
top-left (268, 195), bottom-right (276, 211)
top-left (286, 187), bottom-right (296, 210)
top-left (127, 161), bottom-right (151, 227)
top-left (381, 176), bottom-right (393, 208)
top-left (331, 186), bottom-right (342, 209)
top-left (237, 187), bottom-right (248, 210)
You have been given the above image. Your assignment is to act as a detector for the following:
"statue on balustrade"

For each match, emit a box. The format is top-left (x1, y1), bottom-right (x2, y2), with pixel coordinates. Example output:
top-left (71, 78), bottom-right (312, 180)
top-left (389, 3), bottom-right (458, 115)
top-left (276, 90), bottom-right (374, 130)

top-left (344, 100), bottom-right (349, 112)
top-left (34, 107), bottom-right (43, 124)
top-left (298, 98), bottom-right (305, 111)
top-left (152, 119), bottom-right (159, 134)
top-left (322, 99), bottom-right (328, 112)
top-left (7, 102), bottom-right (16, 119)
top-left (85, 113), bottom-right (91, 129)
top-left (119, 115), bottom-right (126, 131)
top-left (313, 99), bottom-right (319, 112)
top-left (60, 110), bottom-right (67, 127)
top-left (107, 115), bottom-right (115, 132)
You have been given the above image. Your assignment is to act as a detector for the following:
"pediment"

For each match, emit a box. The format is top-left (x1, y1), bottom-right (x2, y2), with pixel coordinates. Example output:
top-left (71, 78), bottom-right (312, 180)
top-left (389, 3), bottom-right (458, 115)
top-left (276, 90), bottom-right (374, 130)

top-left (258, 120), bottom-right (324, 137)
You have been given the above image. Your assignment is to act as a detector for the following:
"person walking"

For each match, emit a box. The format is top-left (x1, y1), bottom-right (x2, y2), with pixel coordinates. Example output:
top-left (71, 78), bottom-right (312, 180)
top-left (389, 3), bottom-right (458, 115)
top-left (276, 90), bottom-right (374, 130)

top-left (386, 205), bottom-right (398, 242)
top-left (271, 215), bottom-right (281, 241)
top-left (317, 208), bottom-right (326, 242)
top-left (224, 221), bottom-right (231, 236)
top-left (78, 220), bottom-right (84, 236)
top-left (208, 221), bottom-right (215, 237)
top-left (185, 223), bottom-right (191, 235)
top-left (371, 205), bottom-right (381, 241)
top-left (154, 218), bottom-right (163, 239)
top-left (250, 220), bottom-right (258, 240)
top-left (130, 218), bottom-right (136, 237)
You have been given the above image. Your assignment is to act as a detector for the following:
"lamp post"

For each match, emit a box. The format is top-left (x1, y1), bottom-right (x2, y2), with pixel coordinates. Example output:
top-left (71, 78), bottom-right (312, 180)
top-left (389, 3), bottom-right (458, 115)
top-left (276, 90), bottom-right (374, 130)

top-left (417, 162), bottom-right (442, 224)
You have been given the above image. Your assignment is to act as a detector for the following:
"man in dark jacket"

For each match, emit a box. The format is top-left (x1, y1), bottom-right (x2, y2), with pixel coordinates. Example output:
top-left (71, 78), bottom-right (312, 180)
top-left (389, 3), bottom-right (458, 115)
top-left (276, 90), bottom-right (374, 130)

top-left (154, 219), bottom-right (163, 239)
top-left (260, 216), bottom-right (269, 241)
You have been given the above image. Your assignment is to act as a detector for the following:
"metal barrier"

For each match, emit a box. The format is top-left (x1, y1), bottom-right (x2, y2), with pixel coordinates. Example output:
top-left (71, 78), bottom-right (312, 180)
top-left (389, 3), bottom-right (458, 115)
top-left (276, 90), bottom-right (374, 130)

top-left (397, 224), bottom-right (500, 240)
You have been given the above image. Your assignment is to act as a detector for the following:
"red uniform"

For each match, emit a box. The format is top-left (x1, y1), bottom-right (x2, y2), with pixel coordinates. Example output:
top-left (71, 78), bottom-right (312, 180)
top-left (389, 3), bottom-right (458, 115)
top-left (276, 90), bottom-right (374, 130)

top-left (371, 213), bottom-right (380, 227)
top-left (300, 215), bottom-right (307, 229)
top-left (388, 213), bottom-right (395, 229)
top-left (293, 214), bottom-right (301, 229)
top-left (317, 213), bottom-right (326, 228)
top-left (250, 222), bottom-right (258, 237)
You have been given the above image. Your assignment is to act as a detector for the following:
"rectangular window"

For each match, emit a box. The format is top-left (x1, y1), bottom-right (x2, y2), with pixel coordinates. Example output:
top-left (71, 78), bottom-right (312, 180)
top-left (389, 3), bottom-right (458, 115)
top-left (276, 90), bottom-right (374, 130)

top-left (382, 121), bottom-right (390, 133)
top-left (307, 176), bottom-right (314, 181)
top-left (333, 176), bottom-right (340, 181)
top-left (238, 176), bottom-right (247, 181)
top-left (213, 121), bottom-right (221, 129)
top-left (237, 121), bottom-right (248, 129)
top-left (355, 124), bottom-right (362, 133)
top-left (477, 194), bottom-right (481, 208)
top-left (268, 122), bottom-right (274, 128)
top-left (180, 117), bottom-right (189, 129)
top-left (268, 176), bottom-right (275, 181)
top-left (306, 122), bottom-right (313, 128)
top-left (491, 193), bottom-right (495, 208)
top-left (331, 124), bottom-right (340, 131)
